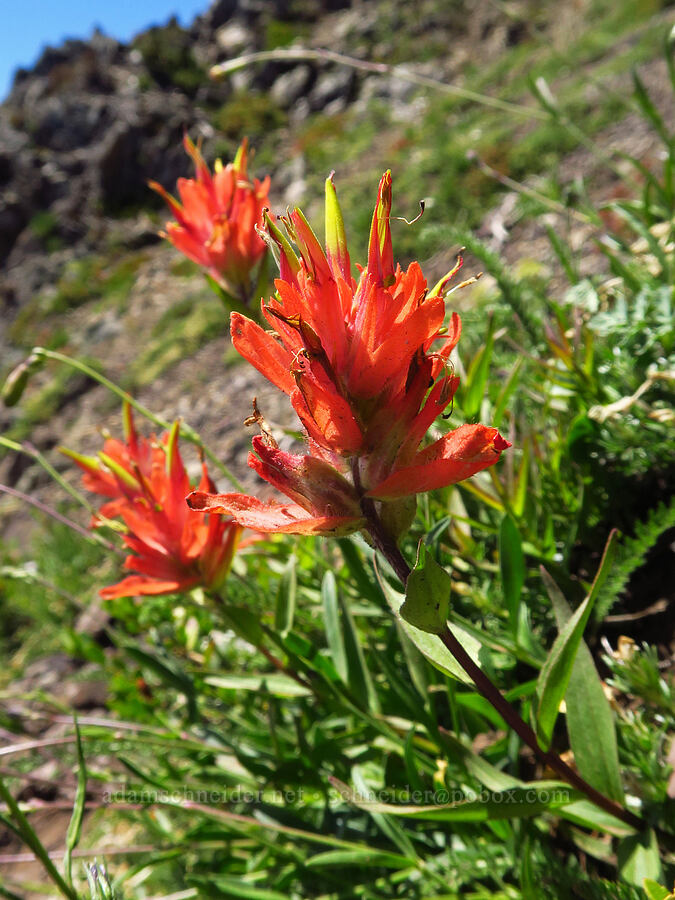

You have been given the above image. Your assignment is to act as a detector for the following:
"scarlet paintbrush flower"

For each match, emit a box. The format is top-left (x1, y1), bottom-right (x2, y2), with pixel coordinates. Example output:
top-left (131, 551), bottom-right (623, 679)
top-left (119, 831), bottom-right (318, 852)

top-left (149, 135), bottom-right (270, 303)
top-left (188, 172), bottom-right (510, 537)
top-left (62, 405), bottom-right (242, 598)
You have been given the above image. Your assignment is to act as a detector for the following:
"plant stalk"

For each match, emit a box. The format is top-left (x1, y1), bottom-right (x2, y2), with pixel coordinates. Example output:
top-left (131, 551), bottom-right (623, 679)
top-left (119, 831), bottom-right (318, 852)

top-left (360, 497), bottom-right (644, 833)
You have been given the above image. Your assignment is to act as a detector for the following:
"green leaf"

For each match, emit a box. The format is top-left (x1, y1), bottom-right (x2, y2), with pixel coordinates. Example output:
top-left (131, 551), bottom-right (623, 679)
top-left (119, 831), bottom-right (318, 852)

top-left (437, 729), bottom-right (522, 792)
top-left (535, 531), bottom-right (618, 749)
top-left (462, 315), bottom-right (495, 420)
top-left (492, 356), bottom-right (523, 429)
top-left (122, 643), bottom-right (198, 721)
top-left (404, 729), bottom-right (426, 794)
top-left (341, 780), bottom-right (575, 822)
top-left (499, 516), bottom-right (525, 639)
top-left (632, 69), bottom-right (670, 144)
top-left (322, 571), bottom-right (347, 682)
top-left (377, 560), bottom-right (480, 685)
top-left (400, 542), bottom-right (451, 634)
top-left (351, 766), bottom-right (418, 859)
top-left (64, 719), bottom-right (87, 885)
top-left (542, 568), bottom-right (624, 803)
top-left (205, 674), bottom-right (311, 698)
top-left (617, 829), bottom-right (663, 887)
top-left (397, 625), bottom-right (431, 702)
top-left (0, 775), bottom-right (79, 900)
top-left (339, 586), bottom-right (380, 712)
top-left (643, 879), bottom-right (672, 900)
top-left (305, 849), bottom-right (415, 869)
top-left (536, 797), bottom-right (635, 837)
top-left (218, 604), bottom-right (265, 647)
top-left (274, 553), bottom-right (296, 637)
top-left (199, 876), bottom-right (288, 900)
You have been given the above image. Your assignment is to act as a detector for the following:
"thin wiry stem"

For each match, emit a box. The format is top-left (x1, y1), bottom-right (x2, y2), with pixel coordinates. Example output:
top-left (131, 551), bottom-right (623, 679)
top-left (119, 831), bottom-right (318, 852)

top-left (211, 47), bottom-right (549, 121)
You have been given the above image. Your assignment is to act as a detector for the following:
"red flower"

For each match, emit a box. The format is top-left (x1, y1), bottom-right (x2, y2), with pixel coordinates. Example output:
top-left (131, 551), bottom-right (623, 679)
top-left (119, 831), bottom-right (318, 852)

top-left (150, 136), bottom-right (270, 303)
top-left (188, 172), bottom-right (509, 537)
top-left (63, 405), bottom-right (242, 598)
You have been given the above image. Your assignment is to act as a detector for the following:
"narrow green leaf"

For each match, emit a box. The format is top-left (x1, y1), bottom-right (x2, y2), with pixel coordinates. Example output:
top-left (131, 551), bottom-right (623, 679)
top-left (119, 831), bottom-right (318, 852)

top-left (218, 604), bottom-right (265, 646)
top-left (462, 315), bottom-right (495, 420)
top-left (437, 729), bottom-right (522, 792)
top-left (404, 729), bottom-right (426, 794)
top-left (274, 553), bottom-right (296, 637)
top-left (535, 531), bottom-right (618, 748)
top-left (492, 356), bottom-right (524, 429)
top-left (617, 829), bottom-right (663, 887)
top-left (205, 674), bottom-right (310, 697)
top-left (306, 849), bottom-right (415, 869)
top-left (63, 719), bottom-right (87, 885)
top-left (499, 516), bottom-right (525, 639)
top-left (0, 879), bottom-right (27, 900)
top-left (632, 70), bottom-right (670, 144)
top-left (338, 536), bottom-right (384, 606)
top-left (397, 625), bottom-right (431, 702)
top-left (342, 780), bottom-right (574, 822)
top-left (123, 644), bottom-right (197, 721)
top-left (512, 439), bottom-right (530, 519)
top-left (339, 587), bottom-right (380, 712)
top-left (200, 876), bottom-right (288, 900)
top-left (0, 775), bottom-right (79, 900)
top-left (643, 879), bottom-right (672, 900)
top-left (351, 766), bottom-right (418, 859)
top-left (401, 542), bottom-right (451, 634)
top-left (322, 571), bottom-right (347, 682)
top-left (542, 567), bottom-right (624, 803)
top-left (546, 223), bottom-right (579, 284)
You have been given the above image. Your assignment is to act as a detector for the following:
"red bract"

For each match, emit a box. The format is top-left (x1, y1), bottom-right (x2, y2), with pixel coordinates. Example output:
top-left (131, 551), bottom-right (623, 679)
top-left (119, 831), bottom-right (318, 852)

top-left (150, 136), bottom-right (270, 302)
top-left (63, 406), bottom-right (242, 598)
top-left (188, 172), bottom-right (510, 537)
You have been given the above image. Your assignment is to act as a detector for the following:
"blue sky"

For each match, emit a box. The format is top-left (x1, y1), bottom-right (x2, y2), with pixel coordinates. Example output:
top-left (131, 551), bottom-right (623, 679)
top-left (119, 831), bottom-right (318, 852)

top-left (1, 0), bottom-right (210, 100)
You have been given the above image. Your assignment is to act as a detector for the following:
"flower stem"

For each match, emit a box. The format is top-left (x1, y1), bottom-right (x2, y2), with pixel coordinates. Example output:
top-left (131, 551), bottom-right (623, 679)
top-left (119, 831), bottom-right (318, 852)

top-left (359, 496), bottom-right (644, 833)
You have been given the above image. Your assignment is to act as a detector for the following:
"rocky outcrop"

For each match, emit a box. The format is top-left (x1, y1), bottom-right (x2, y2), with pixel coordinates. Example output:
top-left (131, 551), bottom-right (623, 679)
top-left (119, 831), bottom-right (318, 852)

top-left (1, 0), bottom-right (500, 312)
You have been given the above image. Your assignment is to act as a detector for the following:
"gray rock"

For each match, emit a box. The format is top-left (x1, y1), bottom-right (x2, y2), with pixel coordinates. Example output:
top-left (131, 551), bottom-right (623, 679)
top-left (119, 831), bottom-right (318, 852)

top-left (309, 67), bottom-right (356, 112)
top-left (270, 65), bottom-right (315, 109)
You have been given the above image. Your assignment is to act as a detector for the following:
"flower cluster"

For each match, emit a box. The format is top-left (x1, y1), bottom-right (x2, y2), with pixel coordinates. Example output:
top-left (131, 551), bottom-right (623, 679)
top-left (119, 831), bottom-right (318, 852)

top-left (187, 172), bottom-right (509, 538)
top-left (62, 405), bottom-right (242, 598)
top-left (150, 136), bottom-right (270, 303)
